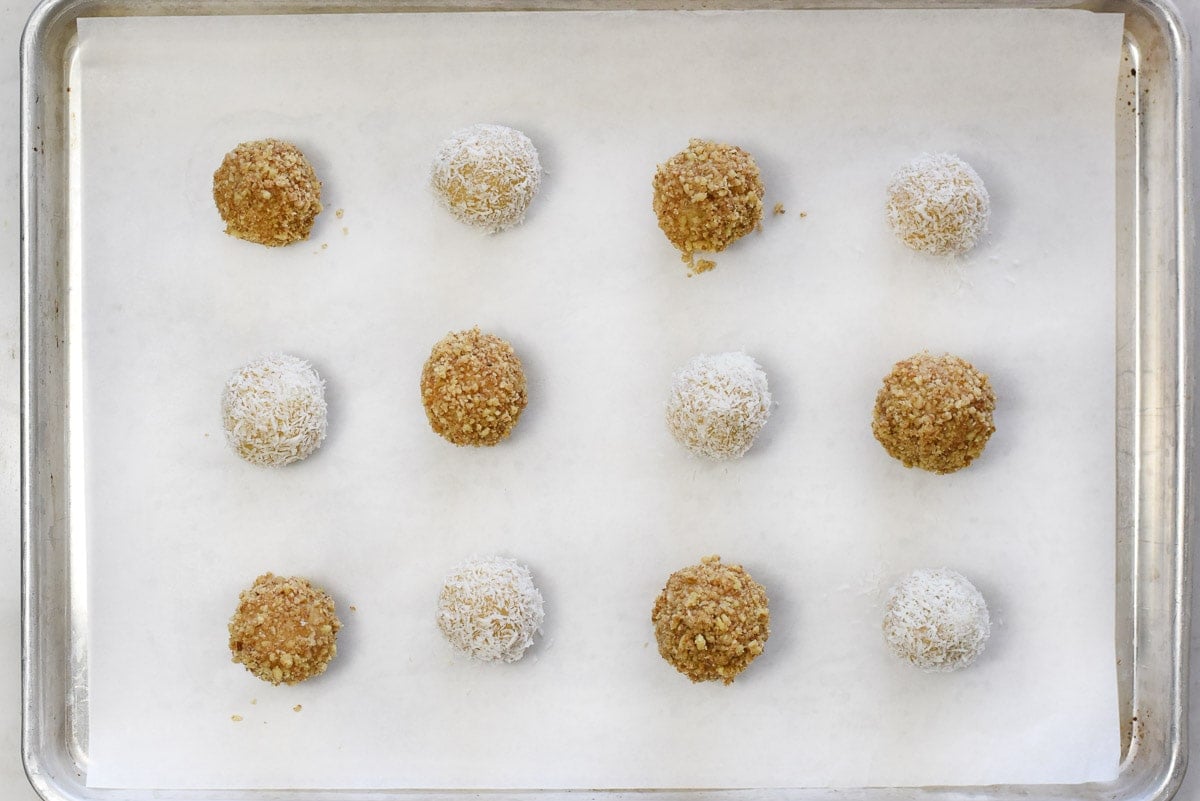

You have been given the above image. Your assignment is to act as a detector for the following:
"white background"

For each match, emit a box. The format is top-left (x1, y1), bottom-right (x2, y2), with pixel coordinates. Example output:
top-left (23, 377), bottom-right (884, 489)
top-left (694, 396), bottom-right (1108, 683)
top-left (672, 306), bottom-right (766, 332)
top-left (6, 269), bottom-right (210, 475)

top-left (0, 1), bottom-right (1197, 799)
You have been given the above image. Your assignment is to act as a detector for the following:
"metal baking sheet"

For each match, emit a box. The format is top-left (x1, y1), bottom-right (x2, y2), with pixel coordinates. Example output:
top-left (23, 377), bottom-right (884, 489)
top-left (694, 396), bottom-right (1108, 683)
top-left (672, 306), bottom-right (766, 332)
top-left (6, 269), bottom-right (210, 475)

top-left (18, 0), bottom-right (1190, 796)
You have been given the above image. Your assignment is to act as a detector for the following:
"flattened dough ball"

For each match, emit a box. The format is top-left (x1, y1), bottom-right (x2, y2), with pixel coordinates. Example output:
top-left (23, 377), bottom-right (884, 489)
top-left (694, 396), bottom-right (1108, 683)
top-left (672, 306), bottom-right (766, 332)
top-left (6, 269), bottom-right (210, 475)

top-left (212, 139), bottom-right (323, 246)
top-left (437, 556), bottom-right (545, 663)
top-left (883, 568), bottom-right (991, 672)
top-left (652, 139), bottom-right (764, 274)
top-left (228, 572), bottom-right (341, 685)
top-left (666, 352), bottom-right (772, 461)
top-left (221, 354), bottom-right (328, 467)
top-left (652, 555), bottom-right (770, 684)
top-left (872, 351), bottom-right (995, 474)
top-left (430, 124), bottom-right (542, 232)
top-left (420, 328), bottom-right (528, 447)
top-left (885, 153), bottom-right (989, 256)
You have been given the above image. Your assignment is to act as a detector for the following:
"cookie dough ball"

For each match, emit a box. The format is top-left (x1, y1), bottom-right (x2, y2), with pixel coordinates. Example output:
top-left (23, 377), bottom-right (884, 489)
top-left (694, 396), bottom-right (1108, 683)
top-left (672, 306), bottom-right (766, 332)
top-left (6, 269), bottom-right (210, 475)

top-left (885, 153), bottom-right (989, 256)
top-left (652, 139), bottom-right (765, 274)
top-left (228, 573), bottom-right (341, 685)
top-left (437, 556), bottom-right (545, 663)
top-left (666, 352), bottom-right (771, 461)
top-left (872, 351), bottom-right (995, 474)
top-left (652, 555), bottom-right (770, 684)
top-left (221, 354), bottom-right (327, 467)
top-left (883, 568), bottom-right (990, 672)
top-left (420, 328), bottom-right (528, 446)
top-left (430, 124), bottom-right (542, 233)
top-left (212, 139), bottom-right (323, 246)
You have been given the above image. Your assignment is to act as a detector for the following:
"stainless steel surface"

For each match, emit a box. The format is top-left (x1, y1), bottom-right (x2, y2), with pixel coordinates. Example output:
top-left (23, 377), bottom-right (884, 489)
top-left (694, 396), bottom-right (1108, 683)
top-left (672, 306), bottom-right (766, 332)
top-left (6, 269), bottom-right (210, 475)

top-left (19, 1), bottom-right (1192, 800)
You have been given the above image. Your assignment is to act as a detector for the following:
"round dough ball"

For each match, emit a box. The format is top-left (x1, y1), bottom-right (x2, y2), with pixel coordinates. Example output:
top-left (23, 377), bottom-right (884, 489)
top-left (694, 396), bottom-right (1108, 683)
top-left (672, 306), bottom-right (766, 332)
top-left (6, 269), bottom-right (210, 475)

top-left (221, 354), bottom-right (328, 467)
top-left (652, 139), bottom-right (764, 273)
top-left (228, 572), bottom-right (341, 685)
top-left (437, 556), bottom-right (545, 663)
top-left (212, 139), bottom-right (323, 247)
top-left (429, 124), bottom-right (542, 233)
top-left (666, 352), bottom-right (772, 461)
top-left (883, 568), bottom-right (990, 672)
top-left (872, 351), bottom-right (995, 474)
top-left (885, 153), bottom-right (989, 256)
top-left (652, 555), bottom-right (770, 684)
top-left (420, 327), bottom-right (528, 447)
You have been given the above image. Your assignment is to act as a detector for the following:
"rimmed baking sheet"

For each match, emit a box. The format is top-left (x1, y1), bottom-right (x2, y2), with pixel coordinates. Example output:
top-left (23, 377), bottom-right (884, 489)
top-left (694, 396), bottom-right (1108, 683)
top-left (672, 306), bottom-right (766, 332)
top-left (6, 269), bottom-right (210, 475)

top-left (67, 8), bottom-right (1126, 790)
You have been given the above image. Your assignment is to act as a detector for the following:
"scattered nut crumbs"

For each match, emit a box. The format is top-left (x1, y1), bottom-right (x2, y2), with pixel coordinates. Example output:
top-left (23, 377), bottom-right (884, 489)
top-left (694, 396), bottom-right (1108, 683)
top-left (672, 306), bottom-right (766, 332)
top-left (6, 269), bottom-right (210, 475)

top-left (293, 705), bottom-right (303, 712)
top-left (799, 211), bottom-right (808, 218)
top-left (342, 227), bottom-right (349, 235)
top-left (652, 555), bottom-right (770, 684)
top-left (420, 327), bottom-right (528, 447)
top-left (250, 698), bottom-right (257, 705)
top-left (228, 573), bottom-right (342, 685)
top-left (773, 203), bottom-right (786, 215)
top-left (693, 259), bottom-right (716, 275)
top-left (231, 715), bottom-right (243, 722)
top-left (212, 139), bottom-right (322, 247)
top-left (652, 139), bottom-right (764, 276)
top-left (871, 351), bottom-right (996, 474)
top-left (335, 208), bottom-right (344, 219)
top-left (350, 605), bottom-right (357, 612)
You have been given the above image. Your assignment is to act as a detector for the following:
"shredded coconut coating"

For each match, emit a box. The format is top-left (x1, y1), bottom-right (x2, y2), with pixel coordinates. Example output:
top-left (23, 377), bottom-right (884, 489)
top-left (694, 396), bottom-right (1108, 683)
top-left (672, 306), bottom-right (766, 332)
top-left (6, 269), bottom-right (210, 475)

top-left (430, 124), bottom-right (542, 233)
top-left (652, 556), bottom-right (770, 684)
top-left (666, 352), bottom-right (772, 461)
top-left (221, 354), bottom-right (328, 467)
top-left (437, 556), bottom-right (545, 663)
top-left (652, 139), bottom-right (764, 275)
top-left (212, 139), bottom-right (323, 247)
top-left (420, 328), bottom-right (528, 447)
top-left (885, 153), bottom-right (989, 256)
top-left (228, 573), bottom-right (341, 685)
top-left (872, 351), bottom-right (995, 474)
top-left (883, 568), bottom-right (990, 672)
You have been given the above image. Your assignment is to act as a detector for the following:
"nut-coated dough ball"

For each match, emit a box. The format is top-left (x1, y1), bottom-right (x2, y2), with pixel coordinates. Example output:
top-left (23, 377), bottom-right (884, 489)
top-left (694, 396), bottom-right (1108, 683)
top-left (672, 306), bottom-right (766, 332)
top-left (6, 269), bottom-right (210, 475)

top-left (652, 139), bottom-right (764, 274)
top-left (652, 555), bottom-right (770, 684)
top-left (420, 327), bottom-right (528, 447)
top-left (228, 573), bottom-right (341, 685)
top-left (872, 351), bottom-right (995, 474)
top-left (212, 139), bottom-right (323, 246)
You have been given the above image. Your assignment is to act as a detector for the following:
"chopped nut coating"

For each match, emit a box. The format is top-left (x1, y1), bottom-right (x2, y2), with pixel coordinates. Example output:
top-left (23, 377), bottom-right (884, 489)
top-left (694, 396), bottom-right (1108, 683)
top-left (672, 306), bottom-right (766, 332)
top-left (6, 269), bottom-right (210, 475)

top-left (228, 573), bottom-right (341, 685)
top-left (420, 328), bottom-right (528, 447)
top-left (652, 139), bottom-right (764, 275)
top-left (652, 555), bottom-right (770, 684)
top-left (872, 351), bottom-right (996, 474)
top-left (213, 139), bottom-right (323, 247)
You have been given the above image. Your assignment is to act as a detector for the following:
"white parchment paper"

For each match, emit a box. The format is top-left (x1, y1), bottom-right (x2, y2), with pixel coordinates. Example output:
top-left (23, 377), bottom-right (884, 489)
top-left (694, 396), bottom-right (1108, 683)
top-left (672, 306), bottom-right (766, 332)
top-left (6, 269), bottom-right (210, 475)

top-left (78, 9), bottom-right (1124, 790)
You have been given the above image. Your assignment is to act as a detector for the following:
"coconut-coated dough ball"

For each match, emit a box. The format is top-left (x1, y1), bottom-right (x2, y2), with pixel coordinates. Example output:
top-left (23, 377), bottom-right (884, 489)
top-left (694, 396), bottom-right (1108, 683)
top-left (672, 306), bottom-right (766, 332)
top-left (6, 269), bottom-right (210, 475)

top-left (882, 568), bottom-right (990, 672)
top-left (437, 556), bottom-right (545, 663)
top-left (666, 352), bottom-right (772, 461)
top-left (221, 354), bottom-right (327, 467)
top-left (430, 124), bottom-right (542, 233)
top-left (885, 153), bottom-right (989, 256)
